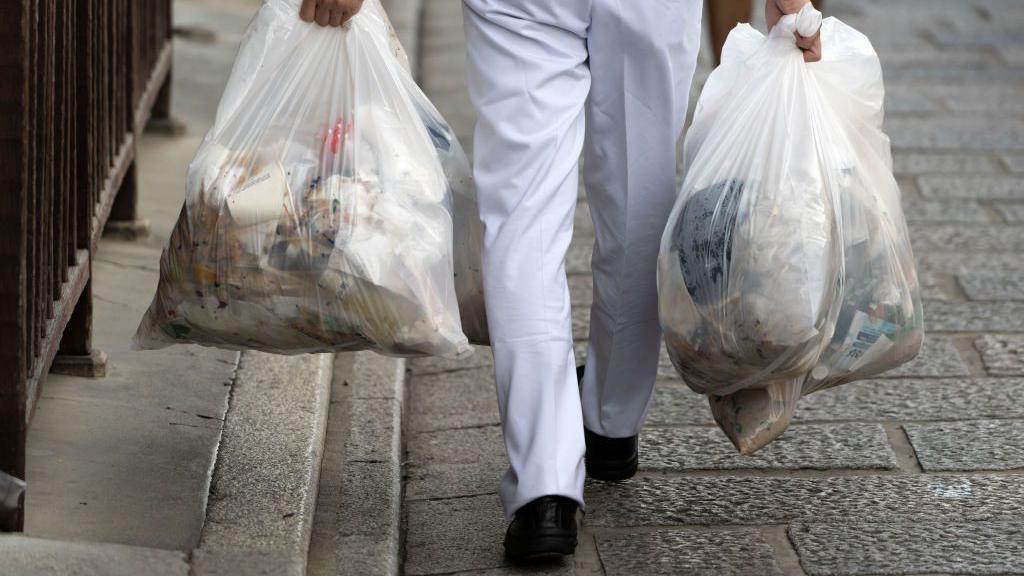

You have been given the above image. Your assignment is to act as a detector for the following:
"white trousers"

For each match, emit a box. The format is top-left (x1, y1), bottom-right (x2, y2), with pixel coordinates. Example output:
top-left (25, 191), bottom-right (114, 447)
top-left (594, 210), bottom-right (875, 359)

top-left (462, 0), bottom-right (702, 517)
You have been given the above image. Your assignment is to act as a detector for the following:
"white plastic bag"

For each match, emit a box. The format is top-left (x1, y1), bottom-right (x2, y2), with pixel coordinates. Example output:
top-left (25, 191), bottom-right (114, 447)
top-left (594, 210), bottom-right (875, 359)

top-left (658, 11), bottom-right (922, 453)
top-left (134, 0), bottom-right (483, 357)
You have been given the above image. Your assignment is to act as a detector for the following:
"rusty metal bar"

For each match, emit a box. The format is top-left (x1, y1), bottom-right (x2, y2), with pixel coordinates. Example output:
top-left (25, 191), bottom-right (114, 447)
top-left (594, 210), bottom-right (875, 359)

top-left (0, 0), bottom-right (175, 532)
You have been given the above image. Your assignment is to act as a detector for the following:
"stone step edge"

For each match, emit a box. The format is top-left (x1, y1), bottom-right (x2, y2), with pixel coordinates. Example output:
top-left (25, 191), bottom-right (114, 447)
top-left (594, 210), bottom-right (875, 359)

top-left (329, 352), bottom-right (407, 576)
top-left (190, 351), bottom-right (334, 576)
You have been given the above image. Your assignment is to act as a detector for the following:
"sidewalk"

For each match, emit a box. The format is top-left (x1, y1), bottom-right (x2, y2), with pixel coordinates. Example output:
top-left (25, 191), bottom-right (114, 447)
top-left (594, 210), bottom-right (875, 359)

top-left (401, 0), bottom-right (1024, 574)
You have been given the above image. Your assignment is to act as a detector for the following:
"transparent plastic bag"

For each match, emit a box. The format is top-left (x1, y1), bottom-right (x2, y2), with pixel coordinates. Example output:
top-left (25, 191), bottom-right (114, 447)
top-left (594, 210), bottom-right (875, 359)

top-left (658, 11), bottom-right (922, 454)
top-left (134, 0), bottom-right (482, 357)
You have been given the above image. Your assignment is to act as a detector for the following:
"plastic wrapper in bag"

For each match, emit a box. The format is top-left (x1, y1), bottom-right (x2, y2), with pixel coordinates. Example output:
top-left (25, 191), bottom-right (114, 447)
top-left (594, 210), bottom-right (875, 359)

top-left (658, 9), bottom-right (922, 454)
top-left (134, 0), bottom-right (485, 357)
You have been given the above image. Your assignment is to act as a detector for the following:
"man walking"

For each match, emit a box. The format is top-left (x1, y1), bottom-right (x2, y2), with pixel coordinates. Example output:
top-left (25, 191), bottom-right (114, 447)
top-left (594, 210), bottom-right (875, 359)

top-left (300, 0), bottom-right (821, 561)
top-left (460, 0), bottom-right (703, 560)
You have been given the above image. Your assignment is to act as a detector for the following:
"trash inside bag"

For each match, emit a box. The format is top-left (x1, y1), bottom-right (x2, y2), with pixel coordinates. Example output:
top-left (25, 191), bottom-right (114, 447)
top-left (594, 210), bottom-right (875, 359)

top-left (134, 0), bottom-right (485, 357)
top-left (658, 11), bottom-right (923, 454)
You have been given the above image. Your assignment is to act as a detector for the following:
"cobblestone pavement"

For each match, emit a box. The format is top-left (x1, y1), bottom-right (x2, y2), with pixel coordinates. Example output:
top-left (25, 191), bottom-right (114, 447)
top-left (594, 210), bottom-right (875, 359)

top-left (401, 0), bottom-right (1024, 574)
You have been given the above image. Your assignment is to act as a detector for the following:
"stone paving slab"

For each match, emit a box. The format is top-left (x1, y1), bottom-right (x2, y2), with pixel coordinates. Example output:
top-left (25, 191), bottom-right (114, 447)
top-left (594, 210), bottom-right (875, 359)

top-left (995, 203), bottom-right (1024, 223)
top-left (879, 336), bottom-right (970, 378)
top-left (0, 536), bottom-right (189, 576)
top-left (901, 199), bottom-right (992, 224)
top-left (957, 270), bottom-right (1024, 300)
top-left (908, 224), bottom-right (1024, 252)
top-left (594, 529), bottom-right (783, 576)
top-left (408, 368), bottom-right (499, 433)
top-left (404, 495), bottom-right (572, 576)
top-left (918, 175), bottom-right (1024, 201)
top-left (653, 336), bottom-right (967, 383)
top-left (893, 153), bottom-right (1002, 176)
top-left (584, 475), bottom-right (1024, 527)
top-left (566, 240), bottom-right (594, 276)
top-left (795, 377), bottom-right (1024, 422)
top-left (916, 252), bottom-right (1024, 275)
top-left (641, 423), bottom-right (897, 471)
top-left (975, 334), bottom-right (1024, 376)
top-left (922, 300), bottom-right (1024, 332)
top-left (1005, 154), bottom-right (1024, 173)
top-left (789, 521), bottom-right (1024, 576)
top-left (886, 117), bottom-right (1024, 151)
top-left (408, 347), bottom-right (494, 376)
top-left (649, 377), bottom-right (1024, 426)
top-left (904, 420), bottom-right (1024, 471)
top-left (406, 425), bottom-right (504, 501)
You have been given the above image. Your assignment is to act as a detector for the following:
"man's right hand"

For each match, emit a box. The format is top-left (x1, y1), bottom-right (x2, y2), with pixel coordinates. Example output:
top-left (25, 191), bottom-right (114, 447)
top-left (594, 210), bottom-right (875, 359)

top-left (299, 0), bottom-right (364, 27)
top-left (765, 0), bottom-right (822, 63)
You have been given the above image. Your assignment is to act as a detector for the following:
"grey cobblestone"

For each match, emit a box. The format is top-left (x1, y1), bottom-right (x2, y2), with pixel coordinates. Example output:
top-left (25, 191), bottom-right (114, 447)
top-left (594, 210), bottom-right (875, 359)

top-left (917, 269), bottom-right (953, 300)
top-left (648, 377), bottom-right (1024, 426)
top-left (790, 521), bottom-right (1024, 576)
top-left (995, 203), bottom-right (1024, 223)
top-left (406, 425), bottom-right (504, 501)
top-left (879, 336), bottom-right (969, 378)
top-left (585, 475), bottom-right (1024, 527)
top-left (641, 423), bottom-right (896, 471)
top-left (917, 251), bottom-right (1024, 275)
top-left (408, 368), bottom-right (499, 433)
top-left (901, 198), bottom-right (991, 223)
top-left (923, 299), bottom-right (1024, 331)
top-left (569, 274), bottom-right (594, 309)
top-left (904, 420), bottom-right (1024, 471)
top-left (795, 377), bottom-right (1024, 422)
top-left (408, 349), bottom-right (494, 376)
top-left (405, 495), bottom-right (572, 575)
top-left (595, 529), bottom-right (783, 576)
top-left (887, 117), bottom-right (1024, 150)
top-left (918, 175), bottom-right (1024, 200)
top-left (908, 223), bottom-right (1024, 252)
top-left (957, 270), bottom-right (1024, 300)
top-left (1005, 154), bottom-right (1024, 173)
top-left (893, 153), bottom-right (1001, 176)
top-left (975, 334), bottom-right (1024, 376)
top-left (566, 239), bottom-right (593, 275)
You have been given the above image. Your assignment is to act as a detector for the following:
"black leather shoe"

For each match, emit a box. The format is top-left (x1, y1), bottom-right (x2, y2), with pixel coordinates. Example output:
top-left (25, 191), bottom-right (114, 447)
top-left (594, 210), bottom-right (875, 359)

top-left (577, 365), bottom-right (639, 481)
top-left (504, 496), bottom-right (578, 561)
top-left (584, 428), bottom-right (638, 481)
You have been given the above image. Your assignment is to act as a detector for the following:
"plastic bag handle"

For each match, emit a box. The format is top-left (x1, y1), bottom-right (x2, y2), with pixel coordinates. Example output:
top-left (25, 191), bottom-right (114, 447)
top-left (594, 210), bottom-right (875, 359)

top-left (794, 3), bottom-right (822, 37)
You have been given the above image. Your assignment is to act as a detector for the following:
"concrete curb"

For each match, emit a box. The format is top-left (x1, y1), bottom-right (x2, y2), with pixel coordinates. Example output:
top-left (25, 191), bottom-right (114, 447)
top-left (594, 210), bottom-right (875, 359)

top-left (307, 352), bottom-right (406, 576)
top-left (191, 351), bottom-right (333, 576)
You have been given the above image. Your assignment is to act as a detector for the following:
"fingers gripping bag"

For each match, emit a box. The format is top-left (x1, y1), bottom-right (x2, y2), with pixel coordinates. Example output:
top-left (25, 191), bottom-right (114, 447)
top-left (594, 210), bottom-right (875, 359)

top-left (658, 7), bottom-right (922, 454)
top-left (133, 0), bottom-right (485, 357)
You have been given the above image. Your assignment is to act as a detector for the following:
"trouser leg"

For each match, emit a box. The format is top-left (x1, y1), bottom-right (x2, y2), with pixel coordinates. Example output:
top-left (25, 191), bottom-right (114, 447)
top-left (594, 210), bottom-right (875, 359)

top-left (462, 0), bottom-right (591, 518)
top-left (580, 0), bottom-right (703, 438)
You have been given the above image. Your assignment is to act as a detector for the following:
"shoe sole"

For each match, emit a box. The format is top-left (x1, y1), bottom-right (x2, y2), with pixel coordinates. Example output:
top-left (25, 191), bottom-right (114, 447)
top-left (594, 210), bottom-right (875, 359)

top-left (586, 455), bottom-right (638, 482)
top-left (505, 535), bottom-right (578, 561)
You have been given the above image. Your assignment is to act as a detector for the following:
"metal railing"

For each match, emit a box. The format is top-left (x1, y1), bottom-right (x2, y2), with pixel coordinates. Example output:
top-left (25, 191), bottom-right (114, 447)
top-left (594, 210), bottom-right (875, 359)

top-left (0, 0), bottom-right (174, 531)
